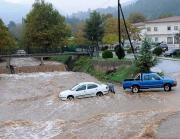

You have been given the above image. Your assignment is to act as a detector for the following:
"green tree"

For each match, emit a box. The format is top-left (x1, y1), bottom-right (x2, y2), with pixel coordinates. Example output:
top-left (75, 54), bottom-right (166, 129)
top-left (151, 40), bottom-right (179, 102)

top-left (0, 18), bottom-right (18, 54)
top-left (134, 38), bottom-right (157, 72)
top-left (158, 13), bottom-right (173, 19)
top-left (7, 21), bottom-right (16, 31)
top-left (128, 13), bottom-right (147, 23)
top-left (101, 13), bottom-right (113, 22)
top-left (102, 34), bottom-right (118, 50)
top-left (74, 21), bottom-right (88, 47)
top-left (22, 0), bottom-right (68, 53)
top-left (83, 11), bottom-right (104, 51)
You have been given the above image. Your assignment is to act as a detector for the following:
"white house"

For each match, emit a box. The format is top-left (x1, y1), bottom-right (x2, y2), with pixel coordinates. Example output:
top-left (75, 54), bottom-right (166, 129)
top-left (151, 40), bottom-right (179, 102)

top-left (133, 16), bottom-right (180, 48)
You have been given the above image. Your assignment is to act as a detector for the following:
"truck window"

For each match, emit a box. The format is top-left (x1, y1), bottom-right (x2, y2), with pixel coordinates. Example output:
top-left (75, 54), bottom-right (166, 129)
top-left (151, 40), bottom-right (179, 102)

top-left (151, 74), bottom-right (160, 80)
top-left (144, 75), bottom-right (150, 80)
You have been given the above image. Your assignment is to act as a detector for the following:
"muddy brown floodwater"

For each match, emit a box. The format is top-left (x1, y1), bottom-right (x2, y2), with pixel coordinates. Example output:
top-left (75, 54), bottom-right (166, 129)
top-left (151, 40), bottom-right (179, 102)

top-left (0, 58), bottom-right (180, 139)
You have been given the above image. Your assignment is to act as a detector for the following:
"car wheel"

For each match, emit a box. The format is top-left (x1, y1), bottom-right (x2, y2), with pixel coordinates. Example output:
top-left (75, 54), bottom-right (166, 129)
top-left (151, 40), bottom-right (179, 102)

top-left (132, 85), bottom-right (139, 93)
top-left (164, 84), bottom-right (171, 91)
top-left (96, 92), bottom-right (103, 97)
top-left (67, 95), bottom-right (74, 100)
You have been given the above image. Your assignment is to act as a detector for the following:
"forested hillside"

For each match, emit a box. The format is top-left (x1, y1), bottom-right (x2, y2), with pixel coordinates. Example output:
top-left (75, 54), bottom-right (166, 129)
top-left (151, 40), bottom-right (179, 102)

top-left (67, 0), bottom-right (180, 24)
top-left (120, 0), bottom-right (180, 19)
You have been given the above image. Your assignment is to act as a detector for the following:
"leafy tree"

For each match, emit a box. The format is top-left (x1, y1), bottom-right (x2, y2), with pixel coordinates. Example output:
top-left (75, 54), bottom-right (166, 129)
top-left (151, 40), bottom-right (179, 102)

top-left (22, 0), bottom-right (68, 53)
top-left (101, 13), bottom-right (113, 21)
top-left (0, 18), bottom-right (18, 54)
top-left (158, 13), bottom-right (173, 19)
top-left (83, 11), bottom-right (105, 50)
top-left (134, 38), bottom-right (157, 72)
top-left (128, 13), bottom-right (147, 23)
top-left (104, 17), bottom-right (140, 41)
top-left (7, 21), bottom-right (16, 31)
top-left (74, 21), bottom-right (88, 47)
top-left (102, 34), bottom-right (118, 50)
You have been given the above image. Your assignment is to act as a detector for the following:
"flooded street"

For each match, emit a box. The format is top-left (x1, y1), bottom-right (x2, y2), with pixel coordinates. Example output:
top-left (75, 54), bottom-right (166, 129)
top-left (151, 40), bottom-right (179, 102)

top-left (0, 58), bottom-right (180, 138)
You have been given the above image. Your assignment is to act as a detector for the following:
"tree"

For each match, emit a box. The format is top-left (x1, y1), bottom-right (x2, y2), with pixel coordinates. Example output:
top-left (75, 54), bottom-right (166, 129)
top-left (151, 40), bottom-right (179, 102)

top-left (83, 11), bottom-right (104, 51)
top-left (128, 13), bottom-right (147, 24)
top-left (7, 21), bottom-right (16, 31)
top-left (104, 17), bottom-right (141, 42)
top-left (134, 38), bottom-right (157, 72)
top-left (102, 34), bottom-right (118, 50)
top-left (74, 21), bottom-right (88, 47)
top-left (158, 13), bottom-right (173, 19)
top-left (101, 13), bottom-right (113, 22)
top-left (0, 18), bottom-right (18, 54)
top-left (22, 0), bottom-right (69, 53)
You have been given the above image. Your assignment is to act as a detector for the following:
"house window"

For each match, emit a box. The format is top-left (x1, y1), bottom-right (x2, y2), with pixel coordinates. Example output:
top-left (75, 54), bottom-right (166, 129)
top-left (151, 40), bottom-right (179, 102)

top-left (147, 27), bottom-right (151, 31)
top-left (174, 26), bottom-right (178, 30)
top-left (155, 37), bottom-right (158, 42)
top-left (154, 27), bottom-right (158, 31)
top-left (167, 26), bottom-right (171, 31)
top-left (167, 37), bottom-right (173, 44)
top-left (174, 37), bottom-right (180, 44)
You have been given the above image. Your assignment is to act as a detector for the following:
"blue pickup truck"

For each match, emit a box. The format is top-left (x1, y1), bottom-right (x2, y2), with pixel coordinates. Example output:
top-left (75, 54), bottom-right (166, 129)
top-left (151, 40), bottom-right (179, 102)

top-left (123, 72), bottom-right (177, 93)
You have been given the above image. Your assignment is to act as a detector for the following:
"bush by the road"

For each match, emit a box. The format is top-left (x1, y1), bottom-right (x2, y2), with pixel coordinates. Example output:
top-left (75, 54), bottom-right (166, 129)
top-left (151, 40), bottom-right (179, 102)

top-left (102, 50), bottom-right (113, 59)
top-left (154, 47), bottom-right (162, 56)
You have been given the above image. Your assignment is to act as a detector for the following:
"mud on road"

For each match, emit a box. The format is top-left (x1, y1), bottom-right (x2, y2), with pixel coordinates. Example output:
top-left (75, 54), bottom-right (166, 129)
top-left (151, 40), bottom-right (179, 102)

top-left (0, 70), bottom-right (180, 139)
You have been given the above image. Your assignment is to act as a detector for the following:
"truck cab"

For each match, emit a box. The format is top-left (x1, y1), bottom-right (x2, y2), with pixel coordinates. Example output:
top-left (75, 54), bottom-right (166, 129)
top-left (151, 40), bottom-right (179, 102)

top-left (123, 72), bottom-right (177, 93)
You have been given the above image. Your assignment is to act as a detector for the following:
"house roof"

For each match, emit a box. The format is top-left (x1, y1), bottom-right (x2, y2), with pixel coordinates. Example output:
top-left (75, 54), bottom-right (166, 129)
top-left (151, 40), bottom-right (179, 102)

top-left (132, 22), bottom-right (145, 27)
top-left (146, 16), bottom-right (180, 23)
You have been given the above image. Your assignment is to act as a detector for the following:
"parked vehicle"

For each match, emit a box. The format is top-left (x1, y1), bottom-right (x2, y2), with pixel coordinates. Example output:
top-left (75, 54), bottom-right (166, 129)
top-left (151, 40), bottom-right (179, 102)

top-left (164, 49), bottom-right (180, 57)
top-left (59, 82), bottom-right (108, 100)
top-left (123, 72), bottom-right (177, 93)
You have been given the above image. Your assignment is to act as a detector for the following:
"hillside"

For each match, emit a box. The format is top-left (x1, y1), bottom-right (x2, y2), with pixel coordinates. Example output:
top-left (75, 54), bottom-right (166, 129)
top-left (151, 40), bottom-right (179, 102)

top-left (68, 0), bottom-right (180, 20)
top-left (120, 0), bottom-right (180, 19)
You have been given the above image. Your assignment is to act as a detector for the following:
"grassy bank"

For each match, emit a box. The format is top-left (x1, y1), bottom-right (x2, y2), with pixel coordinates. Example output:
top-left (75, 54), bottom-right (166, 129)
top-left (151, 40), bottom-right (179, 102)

top-left (52, 56), bottom-right (139, 83)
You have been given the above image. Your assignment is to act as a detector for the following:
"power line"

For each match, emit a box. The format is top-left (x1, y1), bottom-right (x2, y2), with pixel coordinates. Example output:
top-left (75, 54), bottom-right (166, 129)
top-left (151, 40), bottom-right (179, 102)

top-left (95, 0), bottom-right (111, 11)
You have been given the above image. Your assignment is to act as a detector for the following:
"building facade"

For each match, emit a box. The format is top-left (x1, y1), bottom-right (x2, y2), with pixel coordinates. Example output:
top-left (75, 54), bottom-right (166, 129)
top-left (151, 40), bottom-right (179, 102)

top-left (133, 16), bottom-right (180, 48)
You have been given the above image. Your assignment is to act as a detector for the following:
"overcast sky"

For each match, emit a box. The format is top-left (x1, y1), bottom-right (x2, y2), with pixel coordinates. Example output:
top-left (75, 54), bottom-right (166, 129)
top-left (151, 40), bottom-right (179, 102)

top-left (4, 0), bottom-right (131, 14)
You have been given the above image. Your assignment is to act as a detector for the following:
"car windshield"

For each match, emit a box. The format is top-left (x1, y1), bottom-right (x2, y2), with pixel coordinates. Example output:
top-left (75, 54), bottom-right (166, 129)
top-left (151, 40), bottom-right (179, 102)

top-left (70, 84), bottom-right (80, 91)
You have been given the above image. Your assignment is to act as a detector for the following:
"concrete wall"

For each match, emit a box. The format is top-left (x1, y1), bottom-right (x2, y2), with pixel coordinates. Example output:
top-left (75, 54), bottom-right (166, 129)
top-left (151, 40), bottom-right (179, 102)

top-left (0, 64), bottom-right (67, 74)
top-left (92, 60), bottom-right (133, 73)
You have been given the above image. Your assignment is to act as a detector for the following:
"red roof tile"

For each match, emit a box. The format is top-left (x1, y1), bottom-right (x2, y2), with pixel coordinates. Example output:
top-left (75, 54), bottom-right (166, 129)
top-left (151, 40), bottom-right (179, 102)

top-left (146, 16), bottom-right (180, 23)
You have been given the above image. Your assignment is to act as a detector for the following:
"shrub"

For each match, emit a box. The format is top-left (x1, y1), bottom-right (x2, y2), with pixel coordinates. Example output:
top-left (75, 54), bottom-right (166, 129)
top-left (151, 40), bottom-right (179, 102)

top-left (154, 47), bottom-right (162, 56)
top-left (102, 50), bottom-right (113, 59)
top-left (115, 45), bottom-right (125, 59)
top-left (127, 48), bottom-right (132, 53)
top-left (102, 45), bottom-right (108, 51)
top-left (177, 51), bottom-right (180, 57)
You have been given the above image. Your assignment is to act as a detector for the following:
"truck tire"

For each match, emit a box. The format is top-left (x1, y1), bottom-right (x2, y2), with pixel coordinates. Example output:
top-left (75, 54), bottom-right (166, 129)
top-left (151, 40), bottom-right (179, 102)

top-left (132, 85), bottom-right (139, 93)
top-left (164, 84), bottom-right (171, 91)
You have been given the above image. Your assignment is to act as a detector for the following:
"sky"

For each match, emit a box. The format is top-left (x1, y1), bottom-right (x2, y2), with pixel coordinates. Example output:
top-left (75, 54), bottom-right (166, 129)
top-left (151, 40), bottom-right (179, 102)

top-left (4, 0), bottom-right (131, 14)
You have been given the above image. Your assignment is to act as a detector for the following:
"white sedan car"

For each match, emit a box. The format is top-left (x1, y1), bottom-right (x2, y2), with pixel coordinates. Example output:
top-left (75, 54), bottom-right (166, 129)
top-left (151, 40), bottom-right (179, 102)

top-left (59, 82), bottom-right (108, 100)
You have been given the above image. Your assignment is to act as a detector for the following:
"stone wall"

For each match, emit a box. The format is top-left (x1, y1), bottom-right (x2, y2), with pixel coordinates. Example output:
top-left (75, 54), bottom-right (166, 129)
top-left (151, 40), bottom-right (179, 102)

top-left (92, 60), bottom-right (133, 73)
top-left (0, 64), bottom-right (67, 74)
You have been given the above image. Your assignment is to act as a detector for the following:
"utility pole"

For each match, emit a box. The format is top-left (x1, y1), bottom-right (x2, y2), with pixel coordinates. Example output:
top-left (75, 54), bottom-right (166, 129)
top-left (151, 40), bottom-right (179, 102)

top-left (118, 0), bottom-right (121, 57)
top-left (118, 0), bottom-right (136, 59)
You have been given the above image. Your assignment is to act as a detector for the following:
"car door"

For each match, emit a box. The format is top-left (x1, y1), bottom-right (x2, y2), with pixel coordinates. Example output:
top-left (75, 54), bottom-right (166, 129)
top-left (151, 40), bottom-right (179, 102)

top-left (150, 74), bottom-right (163, 88)
top-left (86, 84), bottom-right (99, 97)
top-left (74, 84), bottom-right (87, 98)
top-left (141, 75), bottom-right (151, 88)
